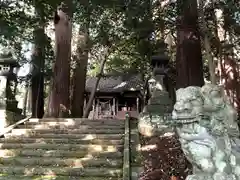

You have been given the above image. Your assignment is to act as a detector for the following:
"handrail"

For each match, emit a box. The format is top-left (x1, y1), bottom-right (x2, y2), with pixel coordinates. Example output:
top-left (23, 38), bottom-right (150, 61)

top-left (0, 116), bottom-right (31, 137)
top-left (123, 112), bottom-right (130, 180)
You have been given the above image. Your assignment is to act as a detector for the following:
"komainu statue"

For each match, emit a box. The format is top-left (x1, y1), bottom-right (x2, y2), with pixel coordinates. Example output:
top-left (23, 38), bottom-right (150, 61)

top-left (171, 84), bottom-right (240, 180)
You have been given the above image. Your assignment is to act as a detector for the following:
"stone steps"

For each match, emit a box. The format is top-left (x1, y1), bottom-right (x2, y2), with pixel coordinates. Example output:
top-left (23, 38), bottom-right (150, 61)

top-left (4, 133), bottom-right (124, 140)
top-left (29, 118), bottom-right (125, 125)
top-left (24, 120), bottom-right (124, 126)
top-left (11, 128), bottom-right (124, 135)
top-left (0, 157), bottom-right (122, 167)
top-left (0, 166), bottom-right (122, 176)
top-left (17, 124), bottom-right (125, 129)
top-left (0, 176), bottom-right (120, 180)
top-left (0, 143), bottom-right (123, 151)
top-left (0, 118), bottom-right (125, 179)
top-left (0, 149), bottom-right (123, 158)
top-left (0, 137), bottom-right (123, 145)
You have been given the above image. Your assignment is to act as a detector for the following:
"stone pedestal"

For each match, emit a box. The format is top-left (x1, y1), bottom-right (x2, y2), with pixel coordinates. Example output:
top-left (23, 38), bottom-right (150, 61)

top-left (139, 77), bottom-right (173, 137)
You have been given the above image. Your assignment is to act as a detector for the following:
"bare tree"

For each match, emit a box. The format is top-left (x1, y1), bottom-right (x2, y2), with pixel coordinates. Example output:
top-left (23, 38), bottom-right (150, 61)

top-left (83, 47), bottom-right (112, 118)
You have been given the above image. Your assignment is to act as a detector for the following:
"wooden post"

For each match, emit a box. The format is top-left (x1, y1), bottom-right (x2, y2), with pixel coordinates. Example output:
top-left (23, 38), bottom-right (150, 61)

top-left (113, 97), bottom-right (116, 116)
top-left (136, 97), bottom-right (139, 112)
top-left (96, 98), bottom-right (99, 119)
top-left (83, 96), bottom-right (87, 109)
top-left (109, 99), bottom-right (111, 116)
top-left (92, 98), bottom-right (95, 119)
top-left (92, 99), bottom-right (96, 119)
top-left (116, 98), bottom-right (119, 115)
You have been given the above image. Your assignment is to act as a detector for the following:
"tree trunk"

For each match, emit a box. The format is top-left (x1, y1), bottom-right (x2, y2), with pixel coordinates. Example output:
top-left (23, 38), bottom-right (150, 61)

top-left (83, 48), bottom-right (111, 118)
top-left (71, 52), bottom-right (88, 117)
top-left (211, 9), bottom-right (223, 84)
top-left (31, 71), bottom-right (44, 118)
top-left (48, 3), bottom-right (72, 117)
top-left (197, 0), bottom-right (216, 84)
top-left (44, 81), bottom-right (52, 117)
top-left (176, 0), bottom-right (204, 89)
top-left (31, 6), bottom-right (45, 118)
top-left (23, 80), bottom-right (30, 116)
top-left (71, 8), bottom-right (90, 117)
top-left (27, 86), bottom-right (32, 115)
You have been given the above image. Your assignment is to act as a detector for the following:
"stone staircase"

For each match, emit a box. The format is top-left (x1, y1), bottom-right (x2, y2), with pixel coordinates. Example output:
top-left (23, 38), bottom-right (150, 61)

top-left (0, 118), bottom-right (125, 180)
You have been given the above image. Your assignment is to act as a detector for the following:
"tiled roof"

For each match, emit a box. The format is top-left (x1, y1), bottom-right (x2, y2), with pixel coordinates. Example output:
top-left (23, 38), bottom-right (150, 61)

top-left (85, 74), bottom-right (144, 93)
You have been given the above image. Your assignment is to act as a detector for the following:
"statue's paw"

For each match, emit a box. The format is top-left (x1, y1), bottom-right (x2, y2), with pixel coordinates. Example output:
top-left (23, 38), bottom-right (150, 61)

top-left (186, 174), bottom-right (209, 180)
top-left (213, 172), bottom-right (236, 180)
top-left (234, 165), bottom-right (240, 177)
top-left (186, 175), bottom-right (196, 180)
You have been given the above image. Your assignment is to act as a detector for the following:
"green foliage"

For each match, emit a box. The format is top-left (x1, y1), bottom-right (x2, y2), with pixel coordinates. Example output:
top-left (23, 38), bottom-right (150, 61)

top-left (1, 0), bottom-right (239, 83)
top-left (0, 0), bottom-right (57, 64)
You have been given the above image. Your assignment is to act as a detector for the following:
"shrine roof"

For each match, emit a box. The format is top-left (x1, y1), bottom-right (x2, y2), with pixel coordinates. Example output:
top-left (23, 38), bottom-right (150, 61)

top-left (85, 73), bottom-right (144, 93)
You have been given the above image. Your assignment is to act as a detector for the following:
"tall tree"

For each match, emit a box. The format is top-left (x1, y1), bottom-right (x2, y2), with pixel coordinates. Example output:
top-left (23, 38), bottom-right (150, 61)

top-left (31, 1), bottom-right (46, 118)
top-left (176, 0), bottom-right (204, 89)
top-left (48, 1), bottom-right (72, 117)
top-left (71, 2), bottom-right (90, 117)
top-left (198, 0), bottom-right (216, 84)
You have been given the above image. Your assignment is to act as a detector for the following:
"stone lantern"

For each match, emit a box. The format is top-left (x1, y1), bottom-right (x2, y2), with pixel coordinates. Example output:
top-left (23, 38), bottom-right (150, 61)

top-left (139, 41), bottom-right (173, 137)
top-left (150, 41), bottom-right (169, 91)
top-left (0, 53), bottom-right (22, 130)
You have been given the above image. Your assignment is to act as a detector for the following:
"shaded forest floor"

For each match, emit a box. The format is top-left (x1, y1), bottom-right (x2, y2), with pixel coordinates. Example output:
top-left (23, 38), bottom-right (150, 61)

top-left (138, 131), bottom-right (192, 180)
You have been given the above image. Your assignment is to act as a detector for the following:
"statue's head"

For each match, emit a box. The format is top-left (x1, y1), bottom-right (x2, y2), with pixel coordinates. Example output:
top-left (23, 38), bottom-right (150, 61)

top-left (201, 84), bottom-right (225, 110)
top-left (201, 84), bottom-right (239, 136)
top-left (172, 86), bottom-right (204, 120)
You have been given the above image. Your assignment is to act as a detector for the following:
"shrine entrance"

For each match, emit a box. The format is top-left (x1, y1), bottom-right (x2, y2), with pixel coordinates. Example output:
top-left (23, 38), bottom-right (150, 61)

top-left (97, 97), bottom-right (114, 119)
top-left (84, 74), bottom-right (147, 119)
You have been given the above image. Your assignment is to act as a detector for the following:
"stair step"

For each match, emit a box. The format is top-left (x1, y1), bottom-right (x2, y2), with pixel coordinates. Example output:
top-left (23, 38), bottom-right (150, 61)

top-left (0, 143), bottom-right (123, 151)
top-left (4, 133), bottom-right (124, 140)
top-left (25, 120), bottom-right (124, 127)
top-left (0, 166), bottom-right (122, 177)
top-left (11, 129), bottom-right (124, 135)
top-left (29, 118), bottom-right (125, 125)
top-left (0, 137), bottom-right (123, 145)
top-left (0, 175), bottom-right (120, 180)
top-left (0, 157), bottom-right (122, 167)
top-left (0, 149), bottom-right (123, 158)
top-left (17, 124), bottom-right (124, 129)
top-left (1, 118), bottom-right (126, 179)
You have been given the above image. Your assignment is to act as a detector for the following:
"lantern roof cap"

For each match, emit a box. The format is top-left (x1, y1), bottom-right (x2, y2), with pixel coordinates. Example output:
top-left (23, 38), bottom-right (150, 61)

top-left (0, 53), bottom-right (19, 67)
top-left (151, 54), bottom-right (169, 67)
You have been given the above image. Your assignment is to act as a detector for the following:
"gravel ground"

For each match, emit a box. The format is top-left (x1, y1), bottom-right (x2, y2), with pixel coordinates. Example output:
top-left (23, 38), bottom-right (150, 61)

top-left (139, 134), bottom-right (192, 180)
